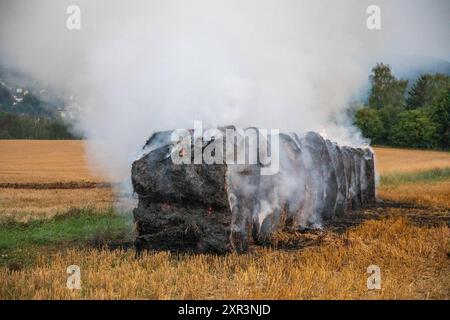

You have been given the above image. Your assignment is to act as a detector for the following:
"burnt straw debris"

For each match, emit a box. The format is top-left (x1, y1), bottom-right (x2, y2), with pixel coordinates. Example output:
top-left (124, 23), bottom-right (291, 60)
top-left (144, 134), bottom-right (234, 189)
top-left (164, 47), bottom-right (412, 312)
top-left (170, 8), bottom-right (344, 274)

top-left (132, 128), bottom-right (375, 254)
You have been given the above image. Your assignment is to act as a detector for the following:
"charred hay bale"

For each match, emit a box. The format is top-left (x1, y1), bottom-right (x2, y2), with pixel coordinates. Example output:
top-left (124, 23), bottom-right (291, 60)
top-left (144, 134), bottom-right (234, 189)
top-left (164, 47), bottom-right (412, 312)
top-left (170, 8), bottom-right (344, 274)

top-left (362, 148), bottom-right (376, 204)
top-left (340, 146), bottom-right (353, 210)
top-left (341, 146), bottom-right (360, 209)
top-left (133, 202), bottom-right (234, 253)
top-left (132, 141), bottom-right (249, 253)
top-left (132, 145), bottom-right (229, 207)
top-left (251, 133), bottom-right (306, 243)
top-left (297, 132), bottom-right (338, 222)
top-left (351, 148), bottom-right (364, 209)
top-left (325, 140), bottom-right (347, 216)
top-left (226, 163), bottom-right (261, 251)
top-left (132, 128), bottom-right (376, 254)
top-left (132, 131), bottom-right (260, 252)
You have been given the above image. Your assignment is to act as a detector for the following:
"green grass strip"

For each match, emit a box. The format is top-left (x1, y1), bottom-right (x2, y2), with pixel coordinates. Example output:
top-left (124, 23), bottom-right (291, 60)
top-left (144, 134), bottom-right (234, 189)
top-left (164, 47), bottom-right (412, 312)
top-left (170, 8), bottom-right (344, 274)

top-left (0, 208), bottom-right (132, 250)
top-left (380, 167), bottom-right (450, 186)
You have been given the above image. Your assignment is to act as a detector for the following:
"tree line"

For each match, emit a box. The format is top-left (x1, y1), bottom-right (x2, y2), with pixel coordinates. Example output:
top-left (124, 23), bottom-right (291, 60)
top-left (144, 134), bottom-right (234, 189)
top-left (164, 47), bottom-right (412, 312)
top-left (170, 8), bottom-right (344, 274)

top-left (0, 112), bottom-right (79, 139)
top-left (354, 63), bottom-right (449, 150)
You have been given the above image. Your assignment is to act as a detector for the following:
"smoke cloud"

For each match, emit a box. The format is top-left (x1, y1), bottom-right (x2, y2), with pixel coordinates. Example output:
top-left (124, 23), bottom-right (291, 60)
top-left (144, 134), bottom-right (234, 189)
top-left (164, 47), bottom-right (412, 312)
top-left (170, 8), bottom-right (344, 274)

top-left (0, 0), bottom-right (448, 182)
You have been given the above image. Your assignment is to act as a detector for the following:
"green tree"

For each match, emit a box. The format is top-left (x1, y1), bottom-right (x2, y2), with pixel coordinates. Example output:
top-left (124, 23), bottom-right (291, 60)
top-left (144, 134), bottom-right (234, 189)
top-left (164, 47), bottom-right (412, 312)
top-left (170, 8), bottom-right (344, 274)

top-left (390, 110), bottom-right (437, 149)
top-left (368, 63), bottom-right (408, 110)
top-left (0, 112), bottom-right (78, 140)
top-left (354, 107), bottom-right (384, 144)
top-left (406, 73), bottom-right (450, 110)
top-left (429, 88), bottom-right (450, 150)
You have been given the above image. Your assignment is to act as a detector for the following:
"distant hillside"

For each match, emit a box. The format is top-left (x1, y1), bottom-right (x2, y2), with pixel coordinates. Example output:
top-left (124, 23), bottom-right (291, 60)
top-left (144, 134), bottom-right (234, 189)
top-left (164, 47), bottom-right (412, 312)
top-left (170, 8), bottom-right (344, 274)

top-left (0, 63), bottom-right (80, 120)
top-left (371, 54), bottom-right (450, 83)
top-left (0, 82), bottom-right (56, 117)
top-left (0, 63), bottom-right (81, 139)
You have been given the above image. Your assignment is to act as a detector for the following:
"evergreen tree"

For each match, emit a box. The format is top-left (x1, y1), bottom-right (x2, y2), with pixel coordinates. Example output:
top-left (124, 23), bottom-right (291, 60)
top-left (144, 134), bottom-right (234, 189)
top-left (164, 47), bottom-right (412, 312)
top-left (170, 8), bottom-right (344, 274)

top-left (406, 74), bottom-right (428, 110)
top-left (406, 73), bottom-right (450, 110)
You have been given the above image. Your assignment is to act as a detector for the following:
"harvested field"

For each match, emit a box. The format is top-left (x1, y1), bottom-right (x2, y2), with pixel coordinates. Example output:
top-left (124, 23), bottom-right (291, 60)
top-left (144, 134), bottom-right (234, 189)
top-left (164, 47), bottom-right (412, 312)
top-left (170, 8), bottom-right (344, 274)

top-left (0, 141), bottom-right (116, 219)
top-left (0, 140), bottom-right (105, 184)
top-left (0, 140), bottom-right (449, 299)
top-left (1, 216), bottom-right (448, 299)
top-left (374, 146), bottom-right (450, 175)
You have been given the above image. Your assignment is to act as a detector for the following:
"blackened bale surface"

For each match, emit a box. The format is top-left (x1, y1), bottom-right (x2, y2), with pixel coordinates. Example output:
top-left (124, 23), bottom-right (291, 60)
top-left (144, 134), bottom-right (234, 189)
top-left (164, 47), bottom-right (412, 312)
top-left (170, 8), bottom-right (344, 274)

top-left (132, 144), bottom-right (240, 253)
top-left (132, 129), bottom-right (376, 253)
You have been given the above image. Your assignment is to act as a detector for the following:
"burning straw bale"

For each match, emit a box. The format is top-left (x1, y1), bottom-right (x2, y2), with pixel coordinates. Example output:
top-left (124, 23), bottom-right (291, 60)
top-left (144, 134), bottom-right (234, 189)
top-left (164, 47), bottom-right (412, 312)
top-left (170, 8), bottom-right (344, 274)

top-left (132, 128), bottom-right (375, 254)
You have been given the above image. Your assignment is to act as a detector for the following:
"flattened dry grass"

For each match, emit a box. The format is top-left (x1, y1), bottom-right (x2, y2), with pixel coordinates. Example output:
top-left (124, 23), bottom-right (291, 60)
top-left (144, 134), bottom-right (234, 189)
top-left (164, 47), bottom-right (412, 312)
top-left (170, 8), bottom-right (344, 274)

top-left (1, 217), bottom-right (448, 299)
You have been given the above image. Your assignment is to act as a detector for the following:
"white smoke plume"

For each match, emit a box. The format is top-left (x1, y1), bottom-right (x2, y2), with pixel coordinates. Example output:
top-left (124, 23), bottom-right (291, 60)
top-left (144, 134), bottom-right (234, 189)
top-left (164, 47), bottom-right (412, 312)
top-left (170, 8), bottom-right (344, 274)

top-left (0, 0), bottom-right (448, 183)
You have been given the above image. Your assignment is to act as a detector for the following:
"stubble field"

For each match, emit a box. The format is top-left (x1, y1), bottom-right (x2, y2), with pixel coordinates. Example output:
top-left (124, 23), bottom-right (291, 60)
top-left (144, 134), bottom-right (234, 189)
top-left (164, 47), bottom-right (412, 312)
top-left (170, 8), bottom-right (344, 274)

top-left (0, 141), bottom-right (449, 299)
